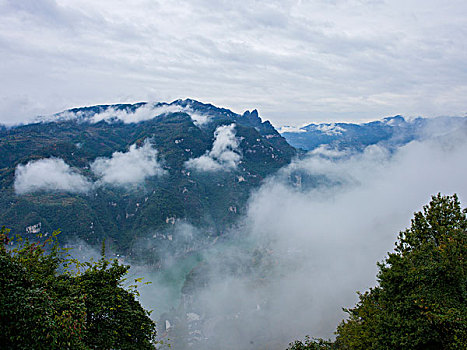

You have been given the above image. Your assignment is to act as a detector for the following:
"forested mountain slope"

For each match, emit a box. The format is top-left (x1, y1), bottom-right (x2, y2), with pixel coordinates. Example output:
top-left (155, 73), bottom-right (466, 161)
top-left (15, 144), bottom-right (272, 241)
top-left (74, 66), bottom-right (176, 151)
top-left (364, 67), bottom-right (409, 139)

top-left (0, 99), bottom-right (295, 259)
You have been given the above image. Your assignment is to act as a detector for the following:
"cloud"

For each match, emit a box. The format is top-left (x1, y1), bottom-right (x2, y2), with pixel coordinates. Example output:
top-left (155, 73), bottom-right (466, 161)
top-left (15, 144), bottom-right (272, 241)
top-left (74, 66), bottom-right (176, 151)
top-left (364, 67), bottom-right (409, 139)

top-left (187, 111), bottom-right (211, 126)
top-left (185, 123), bottom-right (241, 171)
top-left (232, 129), bottom-right (467, 343)
top-left (14, 158), bottom-right (92, 194)
top-left (91, 139), bottom-right (165, 186)
top-left (315, 123), bottom-right (345, 136)
top-left (89, 104), bottom-right (186, 124)
top-left (308, 144), bottom-right (350, 159)
top-left (277, 125), bottom-right (307, 133)
top-left (1, 0), bottom-right (466, 126)
top-left (35, 102), bottom-right (213, 127)
top-left (86, 104), bottom-right (212, 126)
top-left (38, 103), bottom-right (186, 124)
top-left (142, 124), bottom-right (467, 348)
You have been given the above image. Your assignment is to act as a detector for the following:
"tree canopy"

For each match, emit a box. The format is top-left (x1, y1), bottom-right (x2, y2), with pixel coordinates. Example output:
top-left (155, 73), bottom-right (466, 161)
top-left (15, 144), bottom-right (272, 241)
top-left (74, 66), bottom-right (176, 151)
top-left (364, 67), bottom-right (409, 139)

top-left (0, 228), bottom-right (157, 349)
top-left (288, 193), bottom-right (467, 350)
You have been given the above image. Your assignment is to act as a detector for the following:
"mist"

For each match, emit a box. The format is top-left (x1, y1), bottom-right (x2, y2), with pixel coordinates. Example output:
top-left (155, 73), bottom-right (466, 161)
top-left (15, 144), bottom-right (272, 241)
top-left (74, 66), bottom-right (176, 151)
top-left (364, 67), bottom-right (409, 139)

top-left (14, 158), bottom-right (92, 194)
top-left (185, 123), bottom-right (241, 172)
top-left (91, 139), bottom-right (165, 187)
top-left (128, 120), bottom-right (467, 349)
top-left (35, 102), bottom-right (212, 127)
top-left (13, 139), bottom-right (166, 194)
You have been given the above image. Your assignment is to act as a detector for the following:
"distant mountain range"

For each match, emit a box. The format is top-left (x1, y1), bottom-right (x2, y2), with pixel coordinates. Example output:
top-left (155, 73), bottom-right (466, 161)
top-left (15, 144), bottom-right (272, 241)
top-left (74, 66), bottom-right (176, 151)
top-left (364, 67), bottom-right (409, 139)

top-left (279, 115), bottom-right (466, 151)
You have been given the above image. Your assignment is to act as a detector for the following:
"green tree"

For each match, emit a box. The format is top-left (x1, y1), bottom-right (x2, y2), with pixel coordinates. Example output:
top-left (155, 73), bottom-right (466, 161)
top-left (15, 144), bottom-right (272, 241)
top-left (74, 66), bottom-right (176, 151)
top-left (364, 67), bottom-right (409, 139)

top-left (0, 227), bottom-right (157, 349)
top-left (335, 193), bottom-right (467, 349)
top-left (78, 256), bottom-right (157, 349)
top-left (287, 194), bottom-right (466, 350)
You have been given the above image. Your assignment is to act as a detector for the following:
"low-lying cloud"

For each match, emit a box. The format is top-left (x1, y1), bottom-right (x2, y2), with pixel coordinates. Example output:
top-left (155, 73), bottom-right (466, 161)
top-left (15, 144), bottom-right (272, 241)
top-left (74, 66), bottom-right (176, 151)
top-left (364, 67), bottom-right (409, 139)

top-left (139, 123), bottom-right (467, 349)
top-left (90, 104), bottom-right (186, 124)
top-left (91, 140), bottom-right (165, 187)
top-left (42, 104), bottom-right (187, 124)
top-left (188, 111), bottom-right (211, 126)
top-left (185, 123), bottom-right (241, 171)
top-left (14, 158), bottom-right (92, 194)
top-left (12, 139), bottom-right (174, 194)
top-left (41, 102), bottom-right (213, 127)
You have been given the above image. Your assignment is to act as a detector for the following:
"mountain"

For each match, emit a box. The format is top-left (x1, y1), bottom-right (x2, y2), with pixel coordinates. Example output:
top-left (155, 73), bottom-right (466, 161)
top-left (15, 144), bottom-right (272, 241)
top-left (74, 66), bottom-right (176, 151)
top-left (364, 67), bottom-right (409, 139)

top-left (0, 99), bottom-right (295, 262)
top-left (280, 115), bottom-right (467, 151)
top-left (3, 101), bottom-right (464, 262)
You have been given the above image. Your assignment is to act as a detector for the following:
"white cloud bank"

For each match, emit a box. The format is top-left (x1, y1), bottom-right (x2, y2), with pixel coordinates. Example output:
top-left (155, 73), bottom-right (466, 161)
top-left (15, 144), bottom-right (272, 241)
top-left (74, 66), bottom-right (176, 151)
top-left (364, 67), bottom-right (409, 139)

top-left (14, 158), bottom-right (91, 194)
top-left (91, 140), bottom-right (165, 186)
top-left (87, 104), bottom-right (211, 126)
top-left (39, 103), bottom-right (212, 127)
top-left (41, 104), bottom-right (186, 124)
top-left (185, 123), bottom-right (241, 171)
top-left (233, 128), bottom-right (467, 344)
top-left (89, 104), bottom-right (184, 124)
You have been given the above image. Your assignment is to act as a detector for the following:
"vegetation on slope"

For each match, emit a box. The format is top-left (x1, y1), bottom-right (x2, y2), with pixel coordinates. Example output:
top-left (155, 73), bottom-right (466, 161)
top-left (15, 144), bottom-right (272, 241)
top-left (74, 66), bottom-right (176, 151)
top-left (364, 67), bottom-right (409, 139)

top-left (0, 100), bottom-right (296, 258)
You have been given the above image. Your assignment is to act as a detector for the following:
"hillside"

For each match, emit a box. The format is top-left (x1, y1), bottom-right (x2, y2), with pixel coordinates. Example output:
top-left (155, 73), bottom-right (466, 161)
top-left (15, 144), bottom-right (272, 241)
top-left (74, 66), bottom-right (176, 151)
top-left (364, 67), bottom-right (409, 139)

top-left (0, 99), bottom-right (295, 261)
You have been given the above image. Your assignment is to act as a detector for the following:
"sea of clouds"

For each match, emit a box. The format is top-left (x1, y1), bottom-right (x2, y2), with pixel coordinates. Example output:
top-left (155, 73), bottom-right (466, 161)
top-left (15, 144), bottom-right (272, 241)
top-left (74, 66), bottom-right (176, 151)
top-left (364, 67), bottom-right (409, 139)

top-left (14, 115), bottom-right (467, 349)
top-left (136, 120), bottom-right (467, 349)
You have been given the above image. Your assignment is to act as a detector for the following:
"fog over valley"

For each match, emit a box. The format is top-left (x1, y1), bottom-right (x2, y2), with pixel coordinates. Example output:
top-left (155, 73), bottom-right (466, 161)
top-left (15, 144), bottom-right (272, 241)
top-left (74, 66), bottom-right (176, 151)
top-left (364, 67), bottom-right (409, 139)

top-left (126, 118), bottom-right (467, 349)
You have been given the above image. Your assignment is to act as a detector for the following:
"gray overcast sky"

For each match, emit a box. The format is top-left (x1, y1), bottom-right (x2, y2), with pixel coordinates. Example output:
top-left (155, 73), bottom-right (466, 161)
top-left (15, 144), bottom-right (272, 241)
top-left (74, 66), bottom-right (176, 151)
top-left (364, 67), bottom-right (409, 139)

top-left (0, 0), bottom-right (466, 126)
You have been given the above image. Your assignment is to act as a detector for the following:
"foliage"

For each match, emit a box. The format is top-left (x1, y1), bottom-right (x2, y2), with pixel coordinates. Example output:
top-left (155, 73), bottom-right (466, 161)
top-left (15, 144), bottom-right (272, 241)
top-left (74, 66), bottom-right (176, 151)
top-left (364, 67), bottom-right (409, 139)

top-left (286, 336), bottom-right (335, 350)
top-left (0, 227), bottom-right (157, 349)
top-left (334, 193), bottom-right (467, 349)
top-left (288, 194), bottom-right (466, 350)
